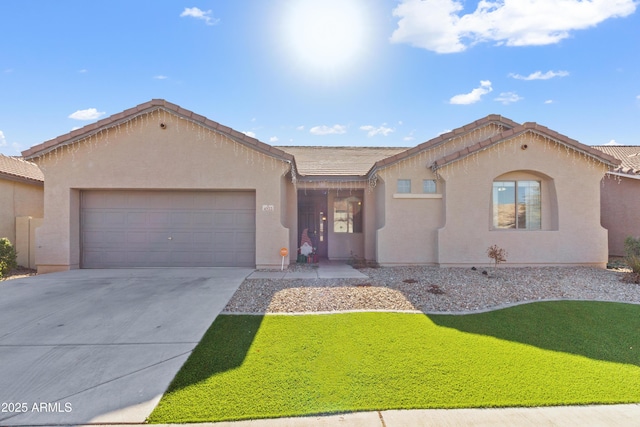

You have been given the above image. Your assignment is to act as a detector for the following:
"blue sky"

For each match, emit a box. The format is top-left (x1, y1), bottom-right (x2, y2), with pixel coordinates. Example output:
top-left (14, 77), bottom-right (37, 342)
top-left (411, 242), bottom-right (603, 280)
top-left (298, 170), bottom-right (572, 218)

top-left (1, 0), bottom-right (639, 156)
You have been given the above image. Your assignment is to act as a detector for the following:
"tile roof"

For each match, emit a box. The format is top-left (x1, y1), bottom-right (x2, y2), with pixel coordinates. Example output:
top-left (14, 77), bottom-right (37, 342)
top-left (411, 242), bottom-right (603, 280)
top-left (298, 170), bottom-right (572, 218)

top-left (592, 145), bottom-right (640, 175)
top-left (431, 122), bottom-right (621, 171)
top-left (22, 99), bottom-right (294, 164)
top-left (0, 154), bottom-right (44, 184)
top-left (275, 146), bottom-right (408, 177)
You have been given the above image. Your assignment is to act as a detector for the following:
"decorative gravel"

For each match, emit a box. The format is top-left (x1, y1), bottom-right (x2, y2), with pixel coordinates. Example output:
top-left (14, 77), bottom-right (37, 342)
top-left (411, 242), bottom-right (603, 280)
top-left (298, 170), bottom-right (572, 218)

top-left (223, 265), bottom-right (640, 314)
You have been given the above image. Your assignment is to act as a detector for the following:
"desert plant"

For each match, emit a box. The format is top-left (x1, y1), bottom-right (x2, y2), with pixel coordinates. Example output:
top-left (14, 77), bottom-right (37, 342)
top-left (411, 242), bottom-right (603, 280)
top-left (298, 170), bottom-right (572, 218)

top-left (623, 236), bottom-right (640, 283)
top-left (486, 244), bottom-right (507, 271)
top-left (0, 238), bottom-right (18, 278)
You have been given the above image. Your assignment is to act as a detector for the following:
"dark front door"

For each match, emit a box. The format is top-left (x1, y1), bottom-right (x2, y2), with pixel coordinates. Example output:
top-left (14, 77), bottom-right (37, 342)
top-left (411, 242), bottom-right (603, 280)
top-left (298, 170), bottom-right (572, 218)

top-left (298, 191), bottom-right (328, 258)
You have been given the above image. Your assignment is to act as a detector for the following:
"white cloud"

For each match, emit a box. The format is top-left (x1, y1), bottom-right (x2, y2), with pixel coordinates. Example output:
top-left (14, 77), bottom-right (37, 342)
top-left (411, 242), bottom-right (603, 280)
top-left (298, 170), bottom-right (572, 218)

top-left (310, 124), bottom-right (347, 136)
top-left (78, 69), bottom-right (88, 74)
top-left (449, 80), bottom-right (492, 105)
top-left (360, 124), bottom-right (394, 137)
top-left (544, 100), bottom-right (554, 104)
top-left (153, 75), bottom-right (168, 80)
top-left (391, 0), bottom-right (636, 53)
top-left (71, 126), bottom-right (82, 131)
top-left (636, 94), bottom-right (640, 100)
top-left (605, 139), bottom-right (621, 146)
top-left (269, 136), bottom-right (279, 143)
top-left (510, 70), bottom-right (570, 80)
top-left (494, 92), bottom-right (523, 105)
top-left (180, 7), bottom-right (219, 26)
top-left (68, 108), bottom-right (105, 121)
top-left (0, 130), bottom-right (6, 147)
top-left (242, 131), bottom-right (257, 138)
top-left (296, 125), bottom-right (305, 131)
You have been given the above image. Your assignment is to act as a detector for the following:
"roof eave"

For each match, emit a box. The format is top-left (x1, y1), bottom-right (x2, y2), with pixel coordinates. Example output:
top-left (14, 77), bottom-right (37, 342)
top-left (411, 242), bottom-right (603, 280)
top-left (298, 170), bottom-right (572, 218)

top-left (431, 125), bottom-right (621, 172)
top-left (22, 99), bottom-right (294, 165)
top-left (0, 171), bottom-right (44, 186)
top-left (367, 115), bottom-right (520, 178)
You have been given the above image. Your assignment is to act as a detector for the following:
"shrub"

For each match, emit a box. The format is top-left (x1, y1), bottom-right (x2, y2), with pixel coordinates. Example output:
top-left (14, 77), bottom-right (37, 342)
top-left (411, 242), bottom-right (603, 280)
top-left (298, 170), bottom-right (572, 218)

top-left (0, 238), bottom-right (18, 278)
top-left (623, 236), bottom-right (640, 283)
top-left (487, 244), bottom-right (507, 271)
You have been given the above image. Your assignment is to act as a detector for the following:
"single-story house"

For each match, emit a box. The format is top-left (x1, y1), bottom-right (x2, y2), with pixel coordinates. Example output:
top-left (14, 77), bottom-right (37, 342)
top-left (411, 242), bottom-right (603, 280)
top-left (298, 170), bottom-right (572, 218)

top-left (0, 154), bottom-right (44, 268)
top-left (593, 145), bottom-right (640, 257)
top-left (21, 99), bottom-right (620, 273)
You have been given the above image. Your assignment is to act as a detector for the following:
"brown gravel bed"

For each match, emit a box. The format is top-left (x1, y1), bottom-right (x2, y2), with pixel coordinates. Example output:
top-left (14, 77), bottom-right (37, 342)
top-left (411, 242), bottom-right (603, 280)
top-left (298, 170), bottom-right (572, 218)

top-left (223, 266), bottom-right (640, 314)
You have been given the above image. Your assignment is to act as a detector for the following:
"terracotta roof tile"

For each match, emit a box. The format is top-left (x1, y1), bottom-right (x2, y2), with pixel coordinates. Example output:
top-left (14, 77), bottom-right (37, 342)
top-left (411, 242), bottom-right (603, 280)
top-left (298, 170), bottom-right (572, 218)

top-left (275, 146), bottom-right (407, 176)
top-left (592, 145), bottom-right (640, 174)
top-left (0, 154), bottom-right (44, 183)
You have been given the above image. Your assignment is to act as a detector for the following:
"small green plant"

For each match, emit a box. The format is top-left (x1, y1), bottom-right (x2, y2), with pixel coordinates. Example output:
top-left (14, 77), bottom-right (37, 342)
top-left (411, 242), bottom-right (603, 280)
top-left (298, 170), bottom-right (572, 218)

top-left (623, 236), bottom-right (640, 283)
top-left (487, 244), bottom-right (507, 272)
top-left (0, 238), bottom-right (18, 279)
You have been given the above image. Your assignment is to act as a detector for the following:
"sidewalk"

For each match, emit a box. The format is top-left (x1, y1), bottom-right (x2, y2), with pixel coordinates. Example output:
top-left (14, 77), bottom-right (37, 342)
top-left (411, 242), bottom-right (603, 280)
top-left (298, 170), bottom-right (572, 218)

top-left (247, 259), bottom-right (368, 280)
top-left (86, 404), bottom-right (640, 427)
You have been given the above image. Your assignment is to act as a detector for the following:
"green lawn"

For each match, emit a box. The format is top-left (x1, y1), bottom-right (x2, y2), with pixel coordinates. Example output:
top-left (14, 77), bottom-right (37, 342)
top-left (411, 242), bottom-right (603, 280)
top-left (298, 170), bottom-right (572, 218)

top-left (148, 301), bottom-right (640, 423)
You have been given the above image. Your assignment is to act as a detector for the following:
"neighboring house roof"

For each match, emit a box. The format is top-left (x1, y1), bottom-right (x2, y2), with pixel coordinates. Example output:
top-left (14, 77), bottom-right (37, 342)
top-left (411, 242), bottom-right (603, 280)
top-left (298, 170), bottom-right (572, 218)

top-left (0, 154), bottom-right (44, 185)
top-left (430, 122), bottom-right (621, 171)
top-left (592, 145), bottom-right (640, 175)
top-left (21, 99), bottom-right (295, 165)
top-left (276, 146), bottom-right (407, 177)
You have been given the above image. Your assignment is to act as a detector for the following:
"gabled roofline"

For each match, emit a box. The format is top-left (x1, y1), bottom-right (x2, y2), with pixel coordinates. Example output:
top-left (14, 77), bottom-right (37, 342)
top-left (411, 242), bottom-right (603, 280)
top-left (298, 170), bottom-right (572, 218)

top-left (367, 114), bottom-right (520, 177)
top-left (21, 99), bottom-right (296, 167)
top-left (0, 170), bottom-right (44, 186)
top-left (431, 122), bottom-right (621, 171)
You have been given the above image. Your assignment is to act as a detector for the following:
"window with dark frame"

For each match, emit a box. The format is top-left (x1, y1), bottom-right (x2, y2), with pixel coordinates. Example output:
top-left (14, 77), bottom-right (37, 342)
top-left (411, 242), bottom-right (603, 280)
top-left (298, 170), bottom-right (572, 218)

top-left (333, 196), bottom-right (362, 233)
top-left (492, 180), bottom-right (541, 230)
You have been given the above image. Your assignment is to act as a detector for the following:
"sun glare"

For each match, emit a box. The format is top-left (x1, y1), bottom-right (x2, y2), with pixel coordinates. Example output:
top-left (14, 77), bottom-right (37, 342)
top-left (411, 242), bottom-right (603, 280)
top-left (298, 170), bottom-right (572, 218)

top-left (280, 0), bottom-right (371, 78)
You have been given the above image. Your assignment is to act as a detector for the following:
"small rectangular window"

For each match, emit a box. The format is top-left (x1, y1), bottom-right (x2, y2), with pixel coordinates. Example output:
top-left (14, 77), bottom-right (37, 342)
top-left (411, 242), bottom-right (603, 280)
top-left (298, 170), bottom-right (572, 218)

top-left (397, 179), bottom-right (411, 193)
top-left (423, 179), bottom-right (437, 194)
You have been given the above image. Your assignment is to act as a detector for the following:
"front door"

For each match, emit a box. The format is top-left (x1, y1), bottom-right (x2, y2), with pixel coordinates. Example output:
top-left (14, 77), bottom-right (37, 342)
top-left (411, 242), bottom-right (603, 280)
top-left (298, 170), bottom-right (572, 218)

top-left (298, 192), bottom-right (328, 258)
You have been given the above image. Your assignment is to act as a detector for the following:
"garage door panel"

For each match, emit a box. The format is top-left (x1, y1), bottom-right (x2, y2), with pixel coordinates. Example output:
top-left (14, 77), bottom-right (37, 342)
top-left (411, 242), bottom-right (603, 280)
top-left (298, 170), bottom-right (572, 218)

top-left (214, 212), bottom-right (235, 227)
top-left (81, 191), bottom-right (256, 268)
top-left (236, 231), bottom-right (256, 248)
top-left (235, 212), bottom-right (255, 228)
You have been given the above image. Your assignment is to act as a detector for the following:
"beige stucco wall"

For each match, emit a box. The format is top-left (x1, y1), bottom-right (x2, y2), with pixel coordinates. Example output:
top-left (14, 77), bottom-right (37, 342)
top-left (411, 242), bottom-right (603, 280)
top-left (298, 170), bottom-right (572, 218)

top-left (32, 110), bottom-right (292, 272)
top-left (436, 132), bottom-right (609, 267)
top-left (601, 174), bottom-right (640, 257)
top-left (373, 131), bottom-right (609, 267)
top-left (0, 178), bottom-right (43, 247)
top-left (375, 164), bottom-right (444, 265)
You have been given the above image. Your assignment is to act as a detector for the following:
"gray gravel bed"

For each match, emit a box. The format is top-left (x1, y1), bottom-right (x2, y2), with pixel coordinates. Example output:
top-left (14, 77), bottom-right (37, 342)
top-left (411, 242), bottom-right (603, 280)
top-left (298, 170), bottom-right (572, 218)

top-left (222, 266), bottom-right (640, 314)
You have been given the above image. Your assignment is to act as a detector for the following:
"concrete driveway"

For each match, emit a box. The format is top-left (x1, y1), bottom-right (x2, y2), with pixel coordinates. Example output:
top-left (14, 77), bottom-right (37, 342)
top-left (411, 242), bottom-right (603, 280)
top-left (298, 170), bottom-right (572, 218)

top-left (0, 268), bottom-right (251, 426)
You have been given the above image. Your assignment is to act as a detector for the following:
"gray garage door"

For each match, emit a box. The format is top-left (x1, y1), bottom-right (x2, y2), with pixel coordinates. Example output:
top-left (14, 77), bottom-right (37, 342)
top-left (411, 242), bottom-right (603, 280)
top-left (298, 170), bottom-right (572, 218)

top-left (81, 190), bottom-right (256, 268)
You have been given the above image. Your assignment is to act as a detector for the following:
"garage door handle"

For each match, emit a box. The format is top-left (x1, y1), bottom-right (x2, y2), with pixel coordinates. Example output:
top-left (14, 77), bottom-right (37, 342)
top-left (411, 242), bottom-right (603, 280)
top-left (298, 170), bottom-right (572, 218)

top-left (168, 237), bottom-right (173, 240)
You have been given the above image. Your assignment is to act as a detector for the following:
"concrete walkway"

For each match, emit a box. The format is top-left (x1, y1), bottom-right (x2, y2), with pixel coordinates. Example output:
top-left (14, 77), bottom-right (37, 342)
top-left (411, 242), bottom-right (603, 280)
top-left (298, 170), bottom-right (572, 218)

top-left (247, 259), bottom-right (368, 280)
